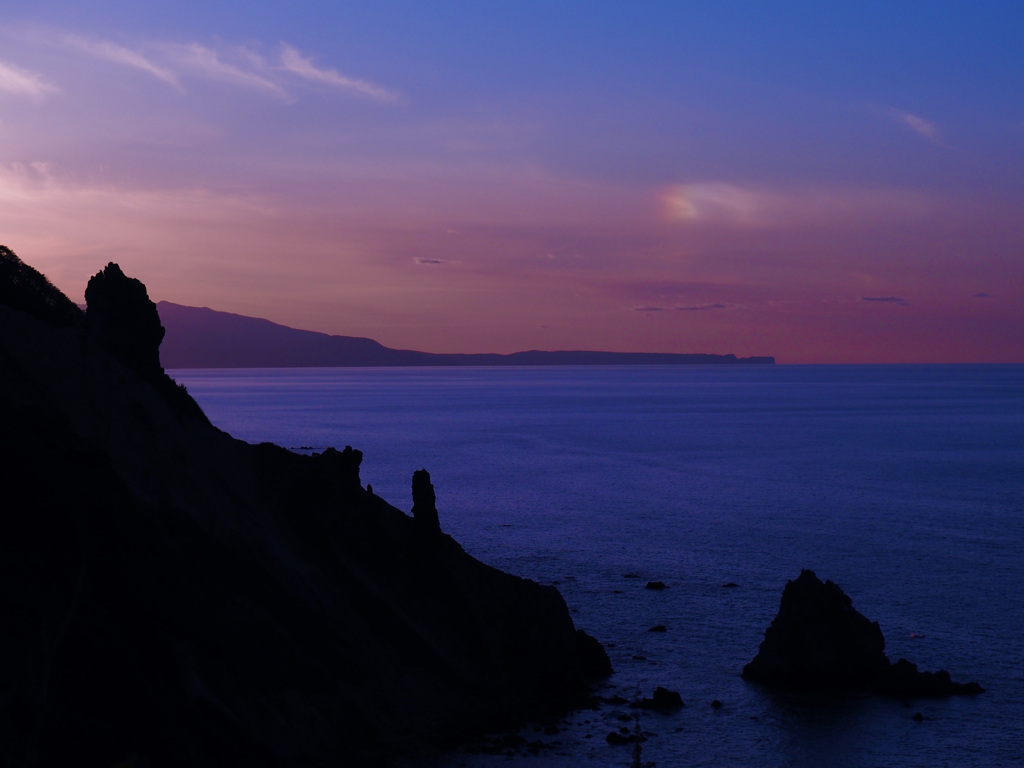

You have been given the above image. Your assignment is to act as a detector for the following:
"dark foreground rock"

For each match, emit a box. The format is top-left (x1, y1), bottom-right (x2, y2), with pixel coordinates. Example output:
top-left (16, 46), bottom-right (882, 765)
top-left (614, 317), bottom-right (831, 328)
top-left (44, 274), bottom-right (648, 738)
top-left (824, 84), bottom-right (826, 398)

top-left (605, 729), bottom-right (645, 745)
top-left (743, 570), bottom-right (983, 697)
top-left (631, 686), bottom-right (684, 710)
top-left (876, 658), bottom-right (984, 697)
top-left (575, 629), bottom-right (613, 679)
top-left (0, 248), bottom-right (609, 767)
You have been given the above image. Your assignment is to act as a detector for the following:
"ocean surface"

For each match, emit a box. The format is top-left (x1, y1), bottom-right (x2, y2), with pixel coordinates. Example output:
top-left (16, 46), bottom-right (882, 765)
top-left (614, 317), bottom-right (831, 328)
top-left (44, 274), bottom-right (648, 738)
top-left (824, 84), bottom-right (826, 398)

top-left (170, 364), bottom-right (1024, 768)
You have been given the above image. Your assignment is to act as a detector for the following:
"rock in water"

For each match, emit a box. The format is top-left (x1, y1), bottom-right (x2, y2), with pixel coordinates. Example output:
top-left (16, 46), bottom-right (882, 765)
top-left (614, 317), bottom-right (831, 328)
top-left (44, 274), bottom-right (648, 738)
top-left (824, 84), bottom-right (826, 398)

top-left (742, 569), bottom-right (889, 689)
top-left (631, 686), bottom-right (684, 710)
top-left (876, 658), bottom-right (984, 697)
top-left (743, 569), bottom-right (983, 697)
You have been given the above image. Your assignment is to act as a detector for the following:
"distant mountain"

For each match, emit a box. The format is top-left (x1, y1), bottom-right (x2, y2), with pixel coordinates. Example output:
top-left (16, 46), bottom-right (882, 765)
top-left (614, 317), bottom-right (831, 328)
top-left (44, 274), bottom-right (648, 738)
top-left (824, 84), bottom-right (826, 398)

top-left (157, 301), bottom-right (774, 368)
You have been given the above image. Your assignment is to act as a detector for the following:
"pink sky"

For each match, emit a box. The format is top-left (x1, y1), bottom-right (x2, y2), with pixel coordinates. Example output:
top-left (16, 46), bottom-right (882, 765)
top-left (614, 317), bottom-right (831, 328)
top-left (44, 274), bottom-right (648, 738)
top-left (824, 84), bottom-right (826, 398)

top-left (2, 5), bottom-right (1022, 363)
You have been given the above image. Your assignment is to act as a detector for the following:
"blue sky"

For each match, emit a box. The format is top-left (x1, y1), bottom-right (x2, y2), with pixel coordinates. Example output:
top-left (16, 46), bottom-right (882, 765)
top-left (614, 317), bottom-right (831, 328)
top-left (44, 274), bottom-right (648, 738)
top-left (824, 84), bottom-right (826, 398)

top-left (1, 2), bottom-right (1022, 361)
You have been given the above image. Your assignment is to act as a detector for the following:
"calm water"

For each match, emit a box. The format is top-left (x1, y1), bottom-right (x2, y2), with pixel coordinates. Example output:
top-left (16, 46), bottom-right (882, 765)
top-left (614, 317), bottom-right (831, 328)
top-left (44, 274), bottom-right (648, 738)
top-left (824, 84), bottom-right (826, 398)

top-left (171, 365), bottom-right (1024, 768)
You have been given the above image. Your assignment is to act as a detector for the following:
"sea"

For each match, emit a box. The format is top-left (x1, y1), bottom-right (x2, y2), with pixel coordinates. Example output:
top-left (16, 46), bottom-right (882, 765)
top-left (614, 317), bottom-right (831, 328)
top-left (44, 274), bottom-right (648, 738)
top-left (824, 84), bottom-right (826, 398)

top-left (170, 364), bottom-right (1024, 768)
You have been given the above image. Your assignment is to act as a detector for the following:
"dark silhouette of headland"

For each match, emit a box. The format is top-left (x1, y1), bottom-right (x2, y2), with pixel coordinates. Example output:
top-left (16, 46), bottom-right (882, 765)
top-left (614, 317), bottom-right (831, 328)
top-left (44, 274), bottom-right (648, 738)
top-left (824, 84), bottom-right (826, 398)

top-left (156, 301), bottom-right (775, 368)
top-left (0, 245), bottom-right (610, 766)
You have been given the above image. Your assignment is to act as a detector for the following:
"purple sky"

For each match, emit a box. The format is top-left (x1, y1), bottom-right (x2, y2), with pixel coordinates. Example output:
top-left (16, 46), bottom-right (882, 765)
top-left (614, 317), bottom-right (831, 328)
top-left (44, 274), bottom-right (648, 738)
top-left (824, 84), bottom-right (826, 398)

top-left (2, 2), bottom-right (1022, 362)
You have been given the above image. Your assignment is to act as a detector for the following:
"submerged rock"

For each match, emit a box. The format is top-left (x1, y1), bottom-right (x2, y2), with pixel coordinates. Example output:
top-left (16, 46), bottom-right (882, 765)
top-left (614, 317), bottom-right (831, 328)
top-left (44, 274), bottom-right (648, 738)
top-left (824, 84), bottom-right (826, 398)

top-left (743, 570), bottom-right (983, 697)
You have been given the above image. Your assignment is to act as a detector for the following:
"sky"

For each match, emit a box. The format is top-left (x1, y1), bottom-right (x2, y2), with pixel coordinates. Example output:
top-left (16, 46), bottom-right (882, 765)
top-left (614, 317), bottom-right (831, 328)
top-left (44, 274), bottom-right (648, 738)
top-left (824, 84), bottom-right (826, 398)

top-left (1, 2), bottom-right (1022, 363)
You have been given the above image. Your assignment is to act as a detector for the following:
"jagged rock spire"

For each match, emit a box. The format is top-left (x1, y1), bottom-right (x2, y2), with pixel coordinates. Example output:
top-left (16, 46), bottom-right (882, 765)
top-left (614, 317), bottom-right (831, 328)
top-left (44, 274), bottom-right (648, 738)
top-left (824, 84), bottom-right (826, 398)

top-left (85, 262), bottom-right (165, 381)
top-left (411, 468), bottom-right (440, 531)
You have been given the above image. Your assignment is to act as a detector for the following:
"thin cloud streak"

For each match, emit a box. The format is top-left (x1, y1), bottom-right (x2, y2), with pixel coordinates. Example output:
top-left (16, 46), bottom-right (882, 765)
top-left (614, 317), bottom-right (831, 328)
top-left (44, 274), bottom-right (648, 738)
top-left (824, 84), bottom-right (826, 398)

top-left (0, 161), bottom-right (278, 244)
top-left (660, 182), bottom-right (935, 228)
top-left (0, 59), bottom-right (57, 99)
top-left (0, 160), bottom-right (293, 300)
top-left (62, 35), bottom-right (182, 90)
top-left (676, 303), bottom-right (727, 311)
top-left (633, 302), bottom-right (728, 313)
top-left (279, 45), bottom-right (399, 102)
top-left (888, 107), bottom-right (944, 146)
top-left (862, 295), bottom-right (909, 306)
top-left (157, 42), bottom-right (288, 98)
top-left (6, 25), bottom-right (399, 105)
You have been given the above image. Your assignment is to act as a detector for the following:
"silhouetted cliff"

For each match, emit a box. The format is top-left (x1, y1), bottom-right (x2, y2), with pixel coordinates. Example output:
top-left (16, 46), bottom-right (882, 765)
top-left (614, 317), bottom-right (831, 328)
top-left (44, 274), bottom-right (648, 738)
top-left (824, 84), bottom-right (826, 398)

top-left (0, 247), bottom-right (606, 767)
top-left (157, 301), bottom-right (775, 368)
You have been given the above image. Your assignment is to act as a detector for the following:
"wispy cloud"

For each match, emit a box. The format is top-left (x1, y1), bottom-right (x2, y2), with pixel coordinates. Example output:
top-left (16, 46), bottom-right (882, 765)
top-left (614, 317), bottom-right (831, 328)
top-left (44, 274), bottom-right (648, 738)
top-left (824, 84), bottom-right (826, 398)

top-left (660, 182), bottom-right (934, 228)
top-left (167, 42), bottom-right (288, 98)
top-left (0, 160), bottom-right (281, 290)
top-left (0, 160), bottom-right (274, 218)
top-left (973, 292), bottom-right (994, 298)
top-left (675, 303), bottom-right (727, 311)
top-left (887, 107), bottom-right (944, 146)
top-left (862, 295), bottom-right (909, 306)
top-left (2, 28), bottom-right (401, 108)
top-left (634, 302), bottom-right (729, 312)
top-left (279, 44), bottom-right (398, 102)
top-left (661, 182), bottom-right (769, 225)
top-left (0, 59), bottom-right (57, 99)
top-left (62, 35), bottom-right (181, 90)
top-left (415, 257), bottom-right (444, 265)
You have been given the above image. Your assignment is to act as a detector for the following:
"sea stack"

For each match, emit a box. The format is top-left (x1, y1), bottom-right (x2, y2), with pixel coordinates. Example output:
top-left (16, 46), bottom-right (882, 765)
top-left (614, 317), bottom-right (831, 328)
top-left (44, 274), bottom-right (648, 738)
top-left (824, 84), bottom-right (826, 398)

top-left (743, 570), bottom-right (983, 697)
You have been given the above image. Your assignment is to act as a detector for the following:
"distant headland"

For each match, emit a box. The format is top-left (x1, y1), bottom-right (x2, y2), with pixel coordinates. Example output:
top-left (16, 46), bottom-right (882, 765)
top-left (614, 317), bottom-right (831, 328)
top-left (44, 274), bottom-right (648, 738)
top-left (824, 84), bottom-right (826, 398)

top-left (157, 301), bottom-right (775, 368)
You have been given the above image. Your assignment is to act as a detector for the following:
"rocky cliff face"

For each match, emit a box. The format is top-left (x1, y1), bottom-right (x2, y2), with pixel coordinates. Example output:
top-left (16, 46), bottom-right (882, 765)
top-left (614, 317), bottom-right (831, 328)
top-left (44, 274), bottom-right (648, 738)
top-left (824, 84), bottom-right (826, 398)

top-left (0, 248), bottom-right (605, 767)
top-left (84, 262), bottom-right (166, 383)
